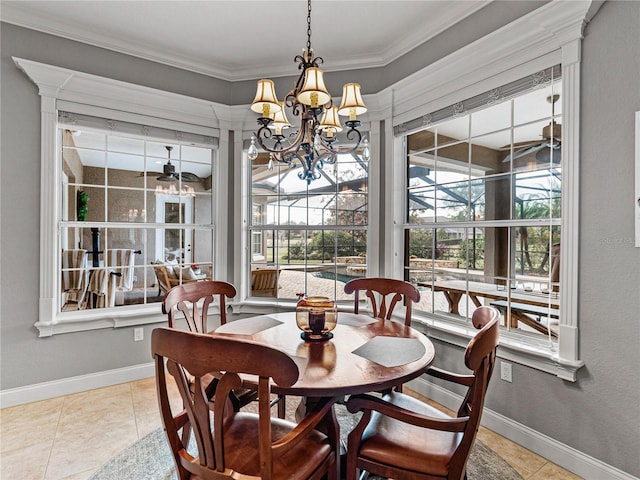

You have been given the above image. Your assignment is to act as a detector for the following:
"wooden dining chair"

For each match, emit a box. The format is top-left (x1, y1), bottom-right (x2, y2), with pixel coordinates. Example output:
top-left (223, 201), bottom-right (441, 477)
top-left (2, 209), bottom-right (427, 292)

top-left (153, 327), bottom-right (339, 480)
top-left (345, 306), bottom-right (500, 480)
top-left (250, 268), bottom-right (280, 297)
top-left (162, 280), bottom-right (236, 333)
top-left (162, 280), bottom-right (285, 418)
top-left (344, 277), bottom-right (421, 326)
top-left (153, 262), bottom-right (205, 297)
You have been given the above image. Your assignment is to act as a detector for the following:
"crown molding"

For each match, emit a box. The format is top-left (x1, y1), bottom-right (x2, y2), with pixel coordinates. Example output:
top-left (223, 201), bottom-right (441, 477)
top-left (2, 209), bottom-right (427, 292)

top-left (13, 56), bottom-right (223, 130)
top-left (1, 1), bottom-right (489, 82)
top-left (387, 0), bottom-right (602, 126)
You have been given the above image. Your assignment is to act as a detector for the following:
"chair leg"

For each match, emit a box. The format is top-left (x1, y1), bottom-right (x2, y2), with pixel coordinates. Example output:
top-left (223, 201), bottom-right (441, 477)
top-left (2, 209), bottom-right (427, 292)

top-left (346, 451), bottom-right (359, 480)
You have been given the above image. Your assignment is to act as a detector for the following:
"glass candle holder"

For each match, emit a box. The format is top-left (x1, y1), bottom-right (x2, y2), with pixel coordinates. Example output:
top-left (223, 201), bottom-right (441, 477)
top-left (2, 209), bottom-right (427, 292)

top-left (296, 296), bottom-right (338, 342)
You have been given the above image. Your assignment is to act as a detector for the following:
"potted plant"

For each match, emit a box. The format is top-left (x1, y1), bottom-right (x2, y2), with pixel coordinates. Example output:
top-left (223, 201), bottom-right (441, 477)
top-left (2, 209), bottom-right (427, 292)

top-left (77, 190), bottom-right (88, 221)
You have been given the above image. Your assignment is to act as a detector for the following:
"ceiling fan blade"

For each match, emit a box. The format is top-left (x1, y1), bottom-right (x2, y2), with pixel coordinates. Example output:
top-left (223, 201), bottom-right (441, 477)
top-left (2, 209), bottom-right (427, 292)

top-left (535, 141), bottom-right (562, 164)
top-left (498, 140), bottom-right (542, 151)
top-left (179, 172), bottom-right (201, 182)
top-left (502, 142), bottom-right (547, 163)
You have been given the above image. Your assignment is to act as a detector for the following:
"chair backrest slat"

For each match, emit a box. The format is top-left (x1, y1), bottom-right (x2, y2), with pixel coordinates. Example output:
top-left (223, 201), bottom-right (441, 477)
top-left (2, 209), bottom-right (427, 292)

top-left (163, 280), bottom-right (237, 332)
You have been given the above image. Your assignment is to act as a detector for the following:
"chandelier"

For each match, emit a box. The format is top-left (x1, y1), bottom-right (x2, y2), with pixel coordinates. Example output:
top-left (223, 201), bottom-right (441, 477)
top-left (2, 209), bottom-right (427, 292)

top-left (247, 0), bottom-right (369, 184)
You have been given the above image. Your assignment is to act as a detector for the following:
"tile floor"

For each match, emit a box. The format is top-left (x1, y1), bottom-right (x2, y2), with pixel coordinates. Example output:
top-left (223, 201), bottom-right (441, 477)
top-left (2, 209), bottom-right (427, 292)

top-left (0, 378), bottom-right (582, 480)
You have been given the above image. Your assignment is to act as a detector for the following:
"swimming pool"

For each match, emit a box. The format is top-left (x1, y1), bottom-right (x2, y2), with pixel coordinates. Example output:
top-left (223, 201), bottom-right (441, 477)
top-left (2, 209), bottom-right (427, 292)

top-left (312, 270), bottom-right (357, 284)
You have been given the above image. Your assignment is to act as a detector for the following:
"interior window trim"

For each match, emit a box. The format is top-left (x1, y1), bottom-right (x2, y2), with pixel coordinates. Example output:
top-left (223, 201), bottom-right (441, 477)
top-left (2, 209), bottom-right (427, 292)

top-left (379, 0), bottom-right (592, 380)
top-left (13, 57), bottom-right (224, 336)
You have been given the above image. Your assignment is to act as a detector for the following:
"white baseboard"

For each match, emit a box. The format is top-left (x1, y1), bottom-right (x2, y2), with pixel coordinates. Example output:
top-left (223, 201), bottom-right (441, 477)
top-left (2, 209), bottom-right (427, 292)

top-left (407, 378), bottom-right (638, 480)
top-left (0, 362), bottom-right (155, 408)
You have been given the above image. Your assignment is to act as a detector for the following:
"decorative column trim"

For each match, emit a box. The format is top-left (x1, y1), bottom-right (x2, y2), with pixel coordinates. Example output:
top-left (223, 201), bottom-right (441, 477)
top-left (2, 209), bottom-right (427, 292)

top-left (556, 39), bottom-right (583, 370)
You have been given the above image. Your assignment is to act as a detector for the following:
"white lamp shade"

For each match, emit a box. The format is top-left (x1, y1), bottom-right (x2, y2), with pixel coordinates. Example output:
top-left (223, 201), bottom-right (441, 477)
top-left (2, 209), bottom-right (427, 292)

top-left (297, 67), bottom-right (331, 107)
top-left (319, 106), bottom-right (343, 133)
top-left (251, 79), bottom-right (281, 117)
top-left (338, 83), bottom-right (367, 119)
top-left (269, 102), bottom-right (292, 135)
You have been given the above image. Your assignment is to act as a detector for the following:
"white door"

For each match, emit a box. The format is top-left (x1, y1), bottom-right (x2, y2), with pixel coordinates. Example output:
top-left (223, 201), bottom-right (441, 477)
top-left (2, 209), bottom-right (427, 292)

top-left (156, 194), bottom-right (194, 264)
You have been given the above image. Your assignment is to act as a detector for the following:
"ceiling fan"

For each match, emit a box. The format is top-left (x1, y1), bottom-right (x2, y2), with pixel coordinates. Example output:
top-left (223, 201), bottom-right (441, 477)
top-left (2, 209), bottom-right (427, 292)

top-left (141, 146), bottom-right (201, 182)
top-left (502, 94), bottom-right (561, 164)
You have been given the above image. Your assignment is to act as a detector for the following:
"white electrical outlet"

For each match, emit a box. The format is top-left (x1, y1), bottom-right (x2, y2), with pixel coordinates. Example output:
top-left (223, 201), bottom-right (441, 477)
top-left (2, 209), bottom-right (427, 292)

top-left (500, 361), bottom-right (512, 382)
top-left (134, 327), bottom-right (144, 342)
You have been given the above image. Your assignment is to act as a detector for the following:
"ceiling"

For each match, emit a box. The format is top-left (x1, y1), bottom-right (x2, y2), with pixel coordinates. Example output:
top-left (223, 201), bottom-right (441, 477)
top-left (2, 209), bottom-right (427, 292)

top-left (5, 0), bottom-right (559, 178)
top-left (1, 0), bottom-right (491, 81)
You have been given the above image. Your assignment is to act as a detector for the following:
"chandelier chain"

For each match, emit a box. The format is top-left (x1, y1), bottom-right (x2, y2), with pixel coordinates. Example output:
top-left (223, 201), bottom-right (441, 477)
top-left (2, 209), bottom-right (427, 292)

top-left (306, 0), bottom-right (312, 52)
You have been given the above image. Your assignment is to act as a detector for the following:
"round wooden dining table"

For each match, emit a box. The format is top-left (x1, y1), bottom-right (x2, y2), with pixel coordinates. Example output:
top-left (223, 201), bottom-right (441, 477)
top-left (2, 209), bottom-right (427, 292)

top-left (213, 311), bottom-right (435, 397)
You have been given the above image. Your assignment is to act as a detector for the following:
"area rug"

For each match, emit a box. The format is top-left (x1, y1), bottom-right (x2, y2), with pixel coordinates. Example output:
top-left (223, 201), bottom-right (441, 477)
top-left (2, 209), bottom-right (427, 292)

top-left (90, 404), bottom-right (522, 480)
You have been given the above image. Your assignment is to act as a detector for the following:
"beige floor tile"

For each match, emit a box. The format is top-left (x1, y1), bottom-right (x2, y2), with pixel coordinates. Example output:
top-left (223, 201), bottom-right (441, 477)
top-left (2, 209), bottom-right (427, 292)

top-left (132, 376), bottom-right (184, 438)
top-left (0, 379), bottom-right (580, 480)
top-left (529, 462), bottom-right (584, 480)
top-left (44, 384), bottom-right (138, 480)
top-left (0, 440), bottom-right (51, 479)
top-left (477, 427), bottom-right (547, 478)
top-left (51, 468), bottom-right (95, 480)
top-left (130, 377), bottom-right (157, 415)
top-left (0, 396), bottom-right (63, 453)
top-left (58, 383), bottom-right (133, 420)
top-left (134, 409), bottom-right (164, 438)
top-left (55, 468), bottom-right (96, 480)
top-left (44, 416), bottom-right (138, 480)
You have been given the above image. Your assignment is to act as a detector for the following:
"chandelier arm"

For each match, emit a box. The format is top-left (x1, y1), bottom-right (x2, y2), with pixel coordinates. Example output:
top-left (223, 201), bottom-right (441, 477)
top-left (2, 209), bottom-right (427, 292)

top-left (314, 135), bottom-right (339, 154)
top-left (314, 127), bottom-right (364, 157)
top-left (255, 122), bottom-right (274, 141)
top-left (254, 119), bottom-right (309, 156)
top-left (344, 123), bottom-right (364, 143)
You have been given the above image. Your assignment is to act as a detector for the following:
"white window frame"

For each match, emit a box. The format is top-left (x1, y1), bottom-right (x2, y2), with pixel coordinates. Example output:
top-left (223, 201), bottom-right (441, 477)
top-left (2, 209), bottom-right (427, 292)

top-left (13, 57), bottom-right (226, 337)
top-left (251, 203), bottom-right (264, 260)
top-left (382, 1), bottom-right (597, 380)
top-left (243, 148), bottom-right (372, 303)
top-left (236, 110), bottom-right (379, 309)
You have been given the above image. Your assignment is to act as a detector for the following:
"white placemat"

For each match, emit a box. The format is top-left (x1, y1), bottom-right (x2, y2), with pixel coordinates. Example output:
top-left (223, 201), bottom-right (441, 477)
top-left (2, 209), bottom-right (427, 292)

top-left (337, 312), bottom-right (379, 327)
top-left (215, 316), bottom-right (283, 335)
top-left (352, 336), bottom-right (426, 368)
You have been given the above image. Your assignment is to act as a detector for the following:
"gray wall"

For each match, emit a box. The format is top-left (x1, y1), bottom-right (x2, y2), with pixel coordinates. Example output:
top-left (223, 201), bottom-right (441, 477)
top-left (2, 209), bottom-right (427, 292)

top-left (476, 1), bottom-right (639, 475)
top-left (1, 0), bottom-right (639, 476)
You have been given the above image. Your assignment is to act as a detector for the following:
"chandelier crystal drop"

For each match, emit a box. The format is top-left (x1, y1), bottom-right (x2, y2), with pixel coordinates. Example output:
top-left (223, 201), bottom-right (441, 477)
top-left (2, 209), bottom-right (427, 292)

top-left (248, 0), bottom-right (369, 184)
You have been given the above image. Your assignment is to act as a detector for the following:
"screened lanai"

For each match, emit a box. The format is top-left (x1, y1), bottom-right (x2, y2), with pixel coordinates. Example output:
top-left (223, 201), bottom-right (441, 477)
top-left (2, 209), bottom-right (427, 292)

top-left (249, 150), bottom-right (369, 300)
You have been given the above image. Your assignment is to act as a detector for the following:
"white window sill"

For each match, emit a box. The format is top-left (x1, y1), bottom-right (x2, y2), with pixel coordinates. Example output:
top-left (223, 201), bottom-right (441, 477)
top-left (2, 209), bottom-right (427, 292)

top-left (35, 305), bottom-right (167, 337)
top-left (410, 313), bottom-right (584, 381)
top-left (53, 300), bottom-right (583, 381)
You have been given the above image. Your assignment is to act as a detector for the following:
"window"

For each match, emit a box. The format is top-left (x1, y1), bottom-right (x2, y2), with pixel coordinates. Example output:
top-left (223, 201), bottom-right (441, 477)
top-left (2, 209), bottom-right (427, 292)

top-left (58, 115), bottom-right (215, 313)
top-left (15, 57), bottom-right (222, 335)
top-left (251, 204), bottom-right (264, 261)
top-left (403, 68), bottom-right (563, 342)
top-left (249, 150), bottom-right (368, 301)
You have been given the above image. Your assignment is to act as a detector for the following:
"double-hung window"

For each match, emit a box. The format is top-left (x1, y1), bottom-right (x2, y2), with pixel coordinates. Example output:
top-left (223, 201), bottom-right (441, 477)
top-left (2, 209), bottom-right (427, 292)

top-left (403, 67), bottom-right (563, 343)
top-left (58, 113), bottom-right (216, 313)
top-left (14, 57), bottom-right (221, 336)
top-left (248, 150), bottom-right (369, 301)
